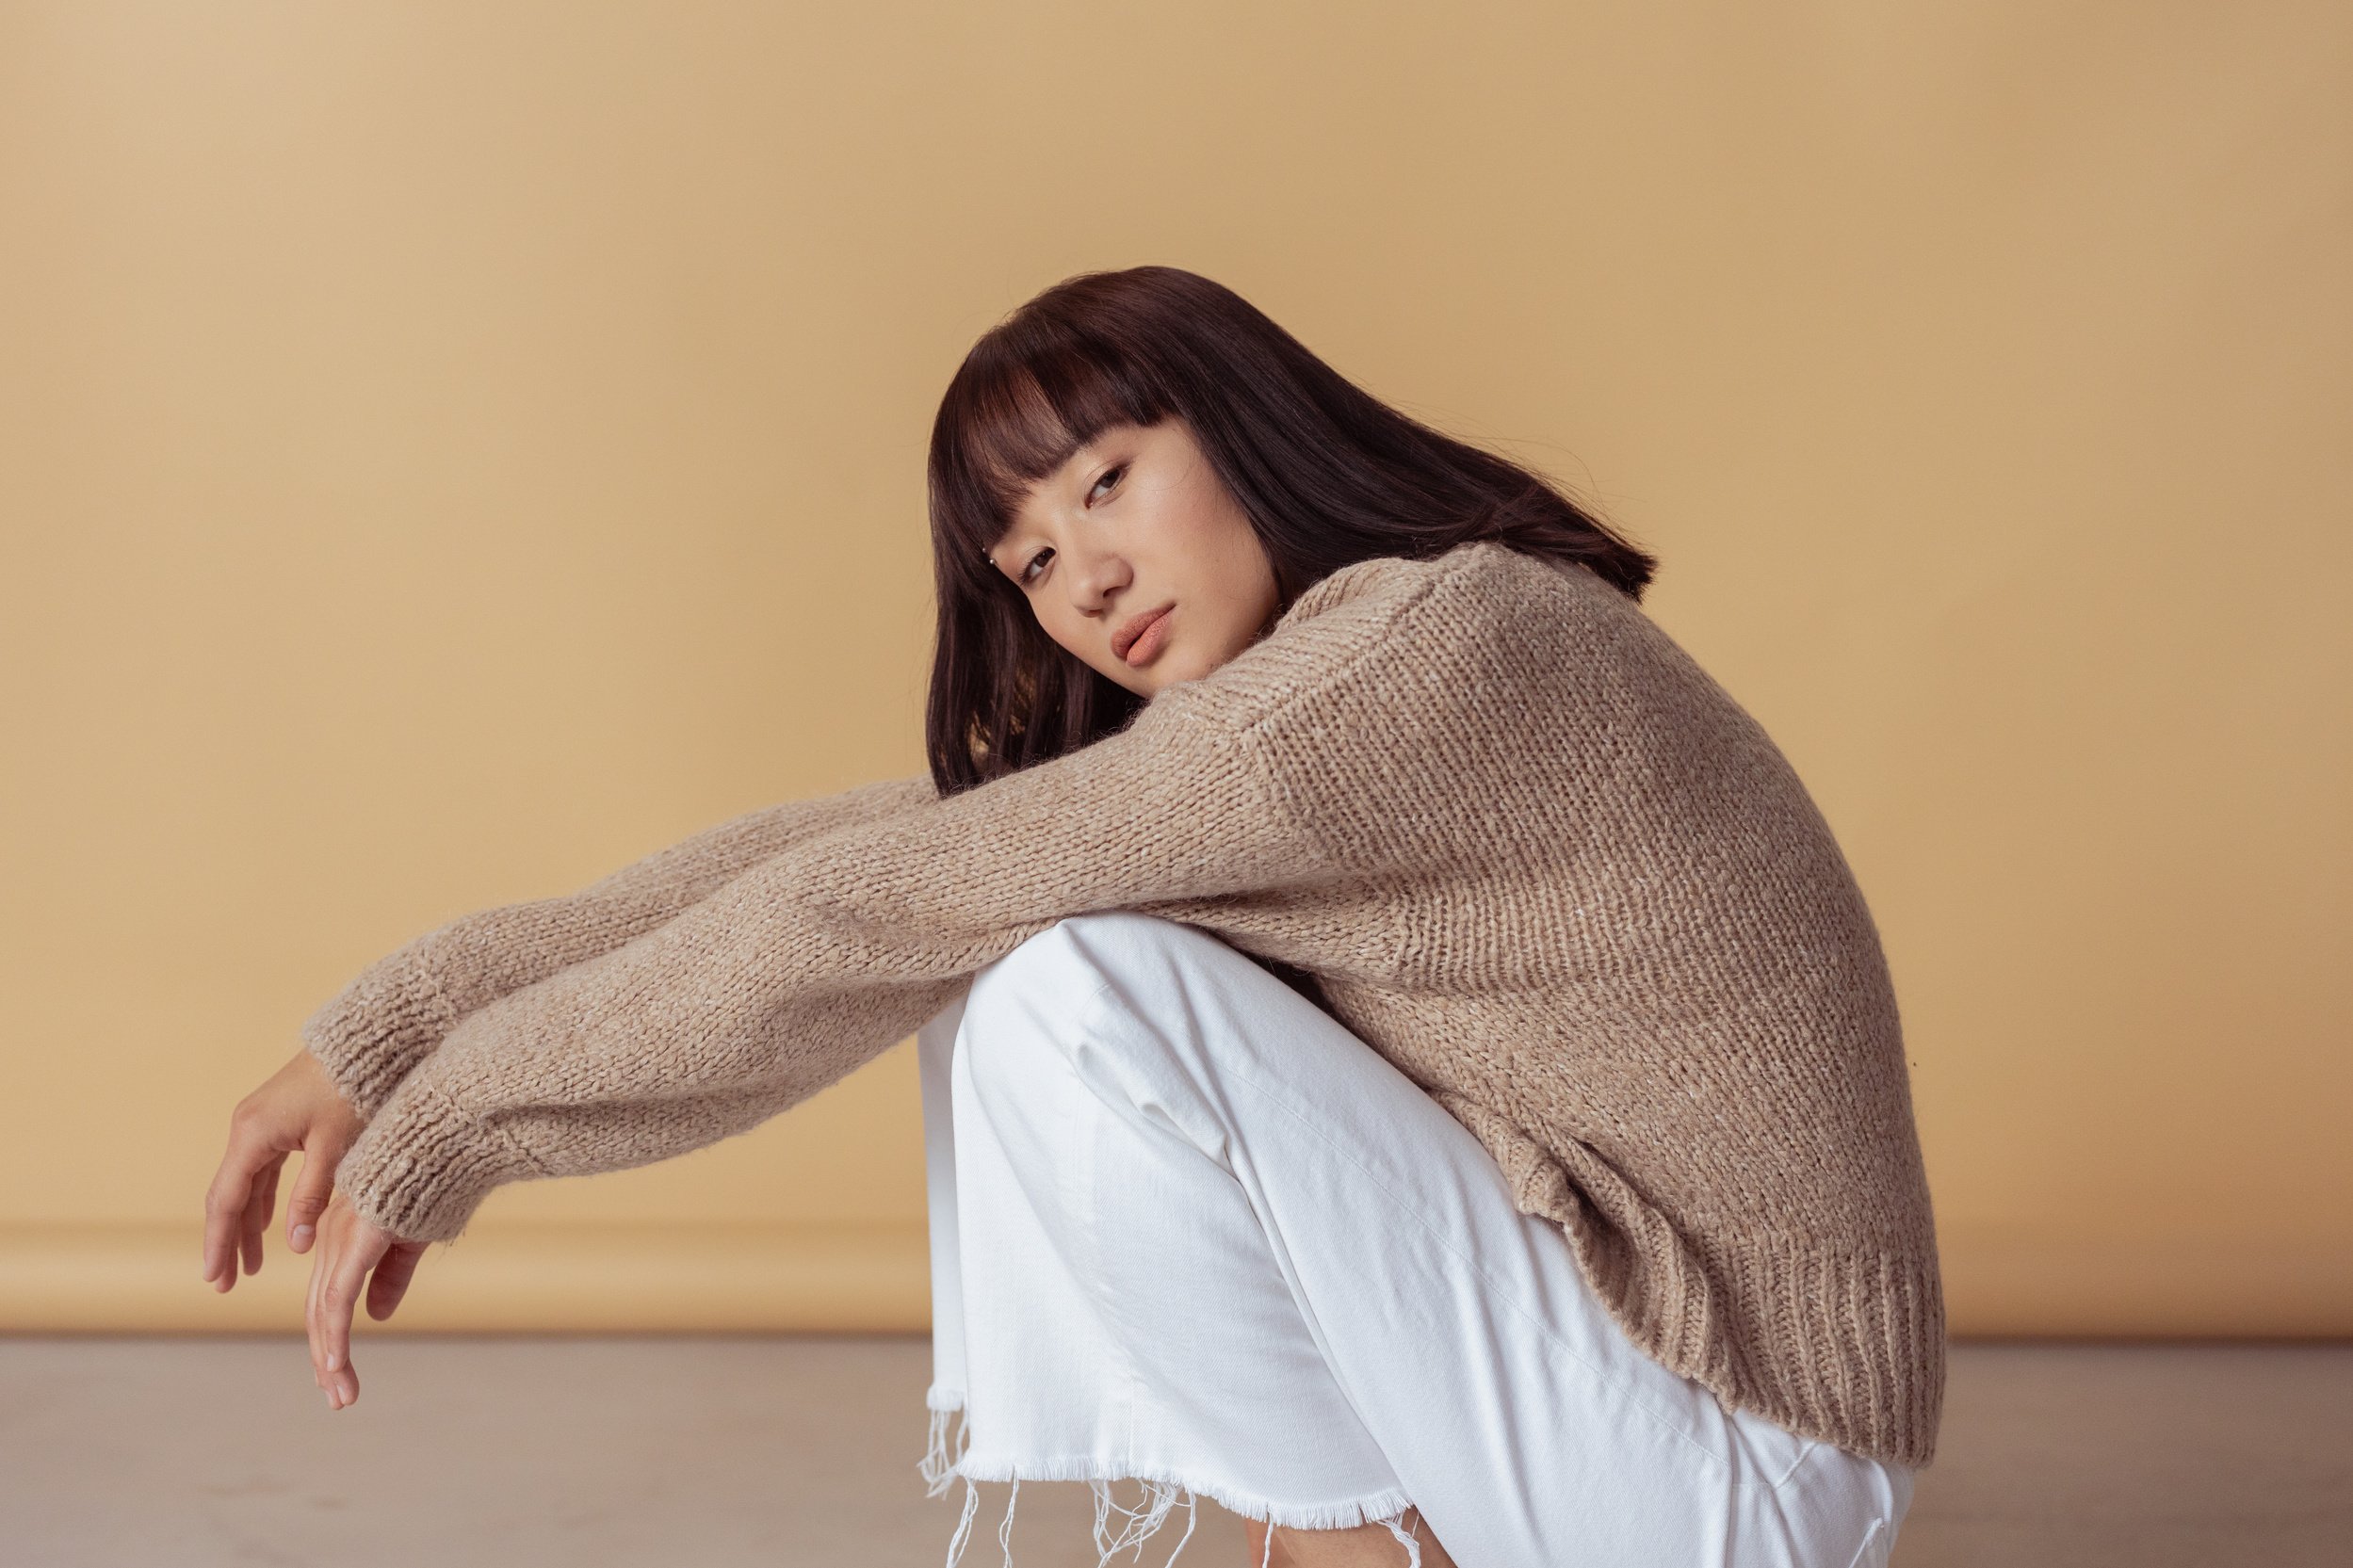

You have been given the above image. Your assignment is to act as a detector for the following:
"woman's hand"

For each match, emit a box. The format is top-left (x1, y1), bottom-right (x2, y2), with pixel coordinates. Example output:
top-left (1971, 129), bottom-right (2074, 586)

top-left (304, 1189), bottom-right (427, 1410)
top-left (202, 1045), bottom-right (430, 1409)
top-left (203, 1045), bottom-right (369, 1291)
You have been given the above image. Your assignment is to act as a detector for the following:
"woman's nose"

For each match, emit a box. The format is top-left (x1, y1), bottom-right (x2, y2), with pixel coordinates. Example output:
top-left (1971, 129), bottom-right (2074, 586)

top-left (1066, 554), bottom-right (1129, 609)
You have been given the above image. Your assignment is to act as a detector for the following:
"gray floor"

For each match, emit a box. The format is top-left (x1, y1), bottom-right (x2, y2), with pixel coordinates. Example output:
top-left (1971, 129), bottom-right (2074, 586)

top-left (1, 1336), bottom-right (2345, 1566)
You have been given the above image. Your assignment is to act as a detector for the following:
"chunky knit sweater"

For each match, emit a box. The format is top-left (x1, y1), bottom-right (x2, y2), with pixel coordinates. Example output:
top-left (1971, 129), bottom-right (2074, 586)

top-left (304, 539), bottom-right (1945, 1468)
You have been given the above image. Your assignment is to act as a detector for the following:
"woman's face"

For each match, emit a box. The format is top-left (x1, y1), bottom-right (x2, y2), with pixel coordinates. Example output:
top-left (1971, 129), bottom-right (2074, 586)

top-left (988, 416), bottom-right (1281, 700)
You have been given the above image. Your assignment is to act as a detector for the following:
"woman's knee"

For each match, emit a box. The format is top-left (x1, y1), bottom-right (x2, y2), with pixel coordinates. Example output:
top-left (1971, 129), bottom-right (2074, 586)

top-left (956, 912), bottom-right (1213, 1101)
top-left (966, 912), bottom-right (1203, 1025)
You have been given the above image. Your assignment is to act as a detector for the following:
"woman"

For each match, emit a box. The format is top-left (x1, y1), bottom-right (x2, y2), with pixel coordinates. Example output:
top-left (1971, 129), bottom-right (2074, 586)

top-left (203, 266), bottom-right (1941, 1567)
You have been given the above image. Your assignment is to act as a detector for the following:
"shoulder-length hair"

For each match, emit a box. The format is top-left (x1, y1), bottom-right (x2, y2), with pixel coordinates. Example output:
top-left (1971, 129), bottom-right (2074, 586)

top-left (924, 264), bottom-right (1658, 795)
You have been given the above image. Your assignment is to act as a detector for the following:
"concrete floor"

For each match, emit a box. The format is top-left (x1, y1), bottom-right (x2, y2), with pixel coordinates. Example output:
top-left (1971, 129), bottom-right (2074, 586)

top-left (1, 1337), bottom-right (2345, 1566)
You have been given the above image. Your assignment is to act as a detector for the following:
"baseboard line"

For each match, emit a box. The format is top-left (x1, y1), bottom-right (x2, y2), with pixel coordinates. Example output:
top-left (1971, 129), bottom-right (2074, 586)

top-left (0, 1221), bottom-right (932, 1333)
top-left (6, 1219), bottom-right (2348, 1335)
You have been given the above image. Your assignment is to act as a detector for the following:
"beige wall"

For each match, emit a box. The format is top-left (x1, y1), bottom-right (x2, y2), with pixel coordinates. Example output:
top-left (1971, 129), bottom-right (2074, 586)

top-left (2, 2), bottom-right (2345, 1335)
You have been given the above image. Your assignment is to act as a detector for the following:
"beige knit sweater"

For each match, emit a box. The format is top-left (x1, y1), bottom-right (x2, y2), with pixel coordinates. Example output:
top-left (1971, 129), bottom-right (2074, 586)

top-left (305, 539), bottom-right (1945, 1468)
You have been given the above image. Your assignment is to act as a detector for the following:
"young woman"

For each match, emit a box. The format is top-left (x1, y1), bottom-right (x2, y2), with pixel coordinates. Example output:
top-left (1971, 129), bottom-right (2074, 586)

top-left (204, 266), bottom-right (1941, 1568)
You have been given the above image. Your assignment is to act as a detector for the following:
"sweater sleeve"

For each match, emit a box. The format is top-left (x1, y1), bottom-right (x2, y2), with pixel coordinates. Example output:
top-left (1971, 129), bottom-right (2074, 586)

top-left (329, 687), bottom-right (1339, 1243)
top-left (300, 772), bottom-right (940, 1121)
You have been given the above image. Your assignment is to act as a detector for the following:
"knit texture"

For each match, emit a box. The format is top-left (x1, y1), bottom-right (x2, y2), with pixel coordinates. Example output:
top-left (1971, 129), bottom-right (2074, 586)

top-left (305, 539), bottom-right (1945, 1468)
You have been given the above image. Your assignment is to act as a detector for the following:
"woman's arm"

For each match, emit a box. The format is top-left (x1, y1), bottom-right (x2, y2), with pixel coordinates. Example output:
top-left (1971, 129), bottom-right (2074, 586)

top-left (300, 772), bottom-right (940, 1121)
top-left (327, 544), bottom-right (1472, 1242)
top-left (330, 683), bottom-right (1343, 1246)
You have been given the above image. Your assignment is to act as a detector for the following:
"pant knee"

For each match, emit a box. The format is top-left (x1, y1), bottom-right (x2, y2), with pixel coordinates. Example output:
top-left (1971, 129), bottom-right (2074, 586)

top-left (954, 919), bottom-right (1096, 1125)
top-left (955, 912), bottom-right (1215, 1121)
top-left (963, 912), bottom-right (1204, 1035)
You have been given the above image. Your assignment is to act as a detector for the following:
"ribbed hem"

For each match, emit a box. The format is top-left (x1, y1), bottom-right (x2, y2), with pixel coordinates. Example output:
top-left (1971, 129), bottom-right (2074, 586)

top-left (1714, 1237), bottom-right (1947, 1469)
top-left (300, 950), bottom-right (460, 1123)
top-left (1447, 1094), bottom-right (1947, 1470)
top-left (1596, 1227), bottom-right (1946, 1470)
top-left (333, 1077), bottom-right (544, 1243)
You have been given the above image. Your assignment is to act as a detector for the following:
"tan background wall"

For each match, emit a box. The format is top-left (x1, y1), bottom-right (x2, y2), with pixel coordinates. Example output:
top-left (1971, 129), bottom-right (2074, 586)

top-left (2, 2), bottom-right (2345, 1336)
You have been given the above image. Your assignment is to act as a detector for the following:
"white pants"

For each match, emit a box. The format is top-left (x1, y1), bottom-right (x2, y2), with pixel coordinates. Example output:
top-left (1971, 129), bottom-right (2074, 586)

top-left (915, 912), bottom-right (1916, 1568)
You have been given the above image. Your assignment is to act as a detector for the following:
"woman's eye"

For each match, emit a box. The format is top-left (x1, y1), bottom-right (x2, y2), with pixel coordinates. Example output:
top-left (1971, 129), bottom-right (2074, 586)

top-left (1021, 547), bottom-right (1051, 584)
top-left (1088, 463), bottom-right (1127, 504)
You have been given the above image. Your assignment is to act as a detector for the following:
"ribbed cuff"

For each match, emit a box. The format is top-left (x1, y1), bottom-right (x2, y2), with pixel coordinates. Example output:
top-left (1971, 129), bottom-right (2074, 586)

top-left (333, 1076), bottom-right (545, 1243)
top-left (300, 951), bottom-right (460, 1123)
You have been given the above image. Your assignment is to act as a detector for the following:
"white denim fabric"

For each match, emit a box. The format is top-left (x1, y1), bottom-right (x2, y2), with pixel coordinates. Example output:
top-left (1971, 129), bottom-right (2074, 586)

top-left (915, 911), bottom-right (1918, 1568)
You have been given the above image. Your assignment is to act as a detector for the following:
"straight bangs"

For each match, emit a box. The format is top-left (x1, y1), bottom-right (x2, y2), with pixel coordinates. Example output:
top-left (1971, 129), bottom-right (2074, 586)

top-left (929, 330), bottom-right (1175, 590)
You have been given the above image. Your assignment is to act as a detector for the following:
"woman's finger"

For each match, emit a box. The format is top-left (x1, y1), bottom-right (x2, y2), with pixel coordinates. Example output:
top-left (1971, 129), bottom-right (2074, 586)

top-left (202, 1157), bottom-right (252, 1292)
top-left (320, 1215), bottom-right (385, 1410)
top-left (239, 1159), bottom-right (281, 1279)
top-left (284, 1136), bottom-right (340, 1254)
top-left (318, 1239), bottom-right (358, 1390)
top-left (202, 1128), bottom-right (280, 1294)
top-left (365, 1241), bottom-right (427, 1321)
top-left (306, 1215), bottom-right (335, 1398)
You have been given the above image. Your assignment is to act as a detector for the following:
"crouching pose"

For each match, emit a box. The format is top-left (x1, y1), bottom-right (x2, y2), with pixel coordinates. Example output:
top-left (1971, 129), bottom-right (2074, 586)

top-left (206, 265), bottom-right (1940, 1567)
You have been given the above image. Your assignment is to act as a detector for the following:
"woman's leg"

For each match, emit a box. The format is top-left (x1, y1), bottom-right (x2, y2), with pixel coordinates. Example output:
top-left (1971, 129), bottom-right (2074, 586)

top-left (918, 926), bottom-right (1428, 1562)
top-left (916, 984), bottom-right (974, 1493)
top-left (919, 911), bottom-right (1911, 1567)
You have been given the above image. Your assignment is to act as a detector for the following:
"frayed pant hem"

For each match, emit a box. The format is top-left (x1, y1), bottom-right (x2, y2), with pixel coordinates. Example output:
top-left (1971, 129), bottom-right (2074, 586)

top-left (950, 1454), bottom-right (1418, 1535)
top-left (919, 1403), bottom-right (1428, 1564)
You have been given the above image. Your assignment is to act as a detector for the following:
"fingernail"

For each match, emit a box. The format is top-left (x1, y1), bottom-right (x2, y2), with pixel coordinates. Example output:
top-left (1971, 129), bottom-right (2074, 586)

top-left (325, 1350), bottom-right (339, 1372)
top-left (292, 1225), bottom-right (313, 1247)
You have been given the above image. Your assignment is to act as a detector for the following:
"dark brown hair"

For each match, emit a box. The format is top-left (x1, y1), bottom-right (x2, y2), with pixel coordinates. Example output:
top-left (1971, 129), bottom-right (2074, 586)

top-left (924, 265), bottom-right (1657, 795)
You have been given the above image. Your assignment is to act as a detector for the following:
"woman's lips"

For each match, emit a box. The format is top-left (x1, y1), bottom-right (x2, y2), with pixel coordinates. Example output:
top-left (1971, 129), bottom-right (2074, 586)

top-left (1119, 606), bottom-right (1173, 667)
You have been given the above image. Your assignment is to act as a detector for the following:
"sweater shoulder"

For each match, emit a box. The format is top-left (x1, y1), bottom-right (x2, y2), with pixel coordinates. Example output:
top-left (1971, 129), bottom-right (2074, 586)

top-left (1152, 539), bottom-right (1599, 736)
